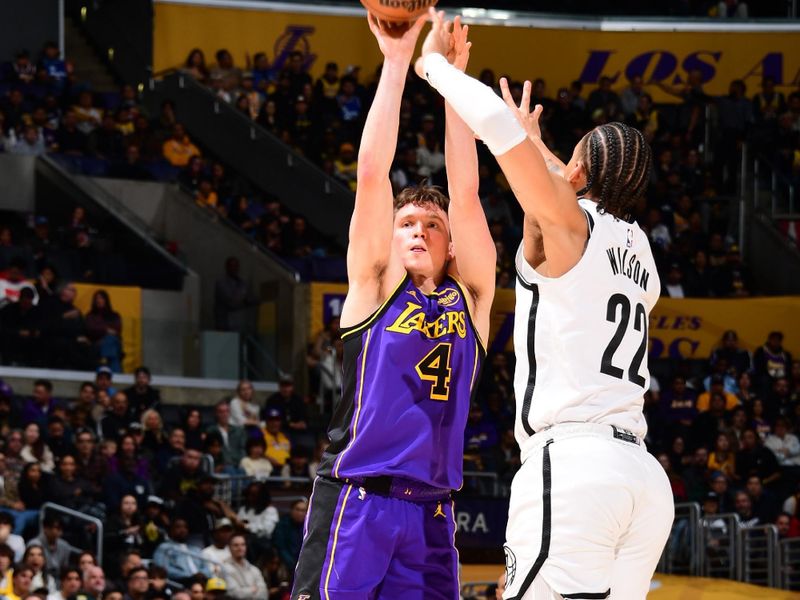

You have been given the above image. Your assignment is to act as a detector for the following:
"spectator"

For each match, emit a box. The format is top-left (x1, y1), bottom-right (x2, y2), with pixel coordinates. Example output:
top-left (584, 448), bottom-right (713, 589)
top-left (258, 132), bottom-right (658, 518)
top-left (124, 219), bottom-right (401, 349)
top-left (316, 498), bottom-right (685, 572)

top-left (159, 446), bottom-right (204, 503)
top-left (708, 432), bottom-right (737, 482)
top-left (206, 401), bottom-right (245, 469)
top-left (10, 126), bottom-right (45, 156)
top-left (697, 374), bottom-right (740, 412)
top-left (72, 92), bottom-right (102, 135)
top-left (104, 495), bottom-right (142, 567)
top-left (6, 565), bottom-right (34, 600)
top-left (124, 566), bottom-right (149, 600)
top-left (201, 519), bottom-right (233, 574)
top-left (746, 475), bottom-right (779, 524)
top-left (753, 331), bottom-right (793, 390)
top-left (48, 454), bottom-right (93, 511)
top-left (54, 111), bottom-right (87, 155)
top-left (229, 380), bottom-right (260, 430)
top-left (220, 534), bottom-right (265, 600)
top-left (236, 482), bottom-right (278, 547)
top-left (124, 367), bottom-right (160, 420)
top-left (101, 393), bottom-right (135, 442)
top-left (0, 514), bottom-right (22, 563)
top-left (261, 409), bottom-right (290, 470)
top-left (81, 565), bottom-right (105, 598)
top-left (152, 519), bottom-right (212, 583)
top-left (661, 263), bottom-right (687, 298)
top-left (333, 142), bottom-right (357, 192)
top-left (162, 124), bottom-right (201, 168)
top-left (43, 283), bottom-right (94, 371)
top-left (213, 257), bottom-right (257, 332)
top-left (73, 428), bottom-right (105, 494)
top-left (20, 423), bottom-right (54, 473)
top-left (102, 455), bottom-right (151, 511)
top-left (272, 500), bottom-right (306, 572)
top-left (88, 114), bottom-right (124, 161)
top-left (183, 49), bottom-right (209, 83)
top-left (23, 514), bottom-right (72, 591)
top-left (716, 0), bottom-right (749, 18)
top-left (22, 543), bottom-right (56, 591)
top-left (775, 512), bottom-right (800, 539)
top-left (154, 427), bottom-right (186, 474)
top-left (239, 438), bottom-right (272, 479)
top-left (765, 417), bottom-right (800, 474)
top-left (737, 428), bottom-right (782, 488)
top-left (22, 380), bottom-right (58, 429)
top-left (47, 568), bottom-right (81, 600)
top-left (734, 491), bottom-right (759, 526)
top-left (0, 289), bottom-right (42, 366)
top-left (264, 375), bottom-right (308, 441)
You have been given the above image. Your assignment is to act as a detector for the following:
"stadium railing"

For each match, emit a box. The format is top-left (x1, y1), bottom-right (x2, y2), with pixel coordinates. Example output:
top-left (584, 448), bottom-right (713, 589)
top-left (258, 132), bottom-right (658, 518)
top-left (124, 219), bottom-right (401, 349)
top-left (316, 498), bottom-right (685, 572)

top-left (40, 502), bottom-right (105, 567)
top-left (779, 538), bottom-right (800, 590)
top-left (213, 474), bottom-right (312, 511)
top-left (738, 523), bottom-right (780, 587)
top-left (659, 502), bottom-right (703, 576)
top-left (702, 513), bottom-right (739, 580)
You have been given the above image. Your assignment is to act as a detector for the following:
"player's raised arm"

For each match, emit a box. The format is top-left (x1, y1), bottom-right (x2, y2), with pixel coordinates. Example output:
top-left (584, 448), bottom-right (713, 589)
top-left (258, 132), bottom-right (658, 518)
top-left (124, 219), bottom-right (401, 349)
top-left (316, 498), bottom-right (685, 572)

top-left (434, 15), bottom-right (494, 343)
top-left (346, 13), bottom-right (427, 293)
top-left (419, 22), bottom-right (587, 277)
top-left (499, 77), bottom-right (566, 178)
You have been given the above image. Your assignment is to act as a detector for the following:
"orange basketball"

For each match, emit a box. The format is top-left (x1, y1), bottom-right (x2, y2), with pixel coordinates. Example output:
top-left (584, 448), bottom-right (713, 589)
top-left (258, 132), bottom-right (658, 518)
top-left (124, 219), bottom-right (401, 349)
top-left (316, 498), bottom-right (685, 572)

top-left (359, 0), bottom-right (438, 22)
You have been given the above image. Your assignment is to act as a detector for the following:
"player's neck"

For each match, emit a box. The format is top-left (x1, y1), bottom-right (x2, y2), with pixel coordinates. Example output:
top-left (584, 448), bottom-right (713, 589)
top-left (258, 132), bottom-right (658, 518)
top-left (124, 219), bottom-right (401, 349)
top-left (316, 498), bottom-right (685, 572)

top-left (408, 271), bottom-right (446, 295)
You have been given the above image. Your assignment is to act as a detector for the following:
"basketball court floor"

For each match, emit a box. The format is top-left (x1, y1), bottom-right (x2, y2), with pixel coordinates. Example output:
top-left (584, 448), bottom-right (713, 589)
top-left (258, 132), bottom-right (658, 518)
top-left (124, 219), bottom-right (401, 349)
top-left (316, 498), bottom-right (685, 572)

top-left (461, 566), bottom-right (800, 598)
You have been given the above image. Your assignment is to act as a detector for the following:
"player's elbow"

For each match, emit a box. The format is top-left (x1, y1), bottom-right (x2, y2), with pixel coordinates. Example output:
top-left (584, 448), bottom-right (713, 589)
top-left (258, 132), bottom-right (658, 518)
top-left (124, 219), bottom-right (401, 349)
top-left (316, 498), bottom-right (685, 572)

top-left (356, 157), bottom-right (383, 184)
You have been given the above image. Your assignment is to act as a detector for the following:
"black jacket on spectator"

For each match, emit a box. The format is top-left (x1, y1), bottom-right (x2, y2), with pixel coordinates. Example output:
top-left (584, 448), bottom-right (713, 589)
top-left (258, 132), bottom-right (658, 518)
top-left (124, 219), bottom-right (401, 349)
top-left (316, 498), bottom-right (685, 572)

top-left (124, 385), bottom-right (161, 418)
top-left (737, 446), bottom-right (781, 485)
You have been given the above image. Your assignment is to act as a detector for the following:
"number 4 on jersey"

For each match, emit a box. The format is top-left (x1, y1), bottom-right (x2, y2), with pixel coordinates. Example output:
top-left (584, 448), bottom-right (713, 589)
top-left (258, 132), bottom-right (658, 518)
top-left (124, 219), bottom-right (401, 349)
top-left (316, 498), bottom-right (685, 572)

top-left (415, 343), bottom-right (452, 401)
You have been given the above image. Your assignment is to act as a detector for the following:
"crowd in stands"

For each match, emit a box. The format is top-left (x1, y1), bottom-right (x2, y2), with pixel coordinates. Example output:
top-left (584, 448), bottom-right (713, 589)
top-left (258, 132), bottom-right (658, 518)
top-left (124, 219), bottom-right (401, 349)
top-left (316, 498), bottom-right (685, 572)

top-left (0, 44), bottom-right (335, 268)
top-left (181, 42), bottom-right (798, 295)
top-left (0, 15), bottom-right (799, 600)
top-left (0, 370), bottom-right (318, 600)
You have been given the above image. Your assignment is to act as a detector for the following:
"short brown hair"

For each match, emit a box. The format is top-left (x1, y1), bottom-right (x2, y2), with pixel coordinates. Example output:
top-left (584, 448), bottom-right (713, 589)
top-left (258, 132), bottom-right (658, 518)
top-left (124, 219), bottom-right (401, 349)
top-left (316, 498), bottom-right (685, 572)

top-left (393, 185), bottom-right (449, 214)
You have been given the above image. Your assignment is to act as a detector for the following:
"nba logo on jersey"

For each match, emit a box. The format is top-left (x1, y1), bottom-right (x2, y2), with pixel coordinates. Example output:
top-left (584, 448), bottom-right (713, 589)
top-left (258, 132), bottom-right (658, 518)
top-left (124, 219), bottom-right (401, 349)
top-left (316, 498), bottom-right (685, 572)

top-left (626, 228), bottom-right (634, 248)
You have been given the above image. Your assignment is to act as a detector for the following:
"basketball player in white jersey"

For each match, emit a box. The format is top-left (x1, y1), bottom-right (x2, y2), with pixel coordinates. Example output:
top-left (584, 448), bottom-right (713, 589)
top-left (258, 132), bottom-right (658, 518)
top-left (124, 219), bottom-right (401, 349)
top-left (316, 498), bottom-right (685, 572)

top-left (418, 13), bottom-right (674, 599)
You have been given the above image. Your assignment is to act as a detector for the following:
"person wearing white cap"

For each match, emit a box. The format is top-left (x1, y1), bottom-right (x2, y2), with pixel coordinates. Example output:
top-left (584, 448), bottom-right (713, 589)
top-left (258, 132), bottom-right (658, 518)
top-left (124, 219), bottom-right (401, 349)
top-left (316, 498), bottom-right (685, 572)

top-left (202, 518), bottom-right (233, 574)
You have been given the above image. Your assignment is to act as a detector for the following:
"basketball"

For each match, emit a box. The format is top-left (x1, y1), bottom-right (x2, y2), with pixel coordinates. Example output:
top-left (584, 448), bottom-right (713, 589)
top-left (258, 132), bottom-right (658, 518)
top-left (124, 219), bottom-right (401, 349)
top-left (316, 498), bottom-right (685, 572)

top-left (359, 0), bottom-right (439, 22)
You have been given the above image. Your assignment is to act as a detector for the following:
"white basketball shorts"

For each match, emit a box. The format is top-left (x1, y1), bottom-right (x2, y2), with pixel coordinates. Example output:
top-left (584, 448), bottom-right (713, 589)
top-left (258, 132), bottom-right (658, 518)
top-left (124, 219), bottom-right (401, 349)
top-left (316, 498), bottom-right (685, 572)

top-left (502, 423), bottom-right (674, 600)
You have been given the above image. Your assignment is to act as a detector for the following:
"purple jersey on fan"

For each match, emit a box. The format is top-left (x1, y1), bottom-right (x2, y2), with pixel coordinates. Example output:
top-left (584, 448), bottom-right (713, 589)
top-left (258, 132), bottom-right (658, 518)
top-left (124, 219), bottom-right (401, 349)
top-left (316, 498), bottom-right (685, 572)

top-left (318, 273), bottom-right (484, 490)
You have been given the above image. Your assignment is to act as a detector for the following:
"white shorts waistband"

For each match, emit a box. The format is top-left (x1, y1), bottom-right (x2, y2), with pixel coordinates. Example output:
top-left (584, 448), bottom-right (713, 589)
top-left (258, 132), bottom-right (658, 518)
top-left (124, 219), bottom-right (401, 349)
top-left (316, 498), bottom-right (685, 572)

top-left (520, 422), bottom-right (644, 463)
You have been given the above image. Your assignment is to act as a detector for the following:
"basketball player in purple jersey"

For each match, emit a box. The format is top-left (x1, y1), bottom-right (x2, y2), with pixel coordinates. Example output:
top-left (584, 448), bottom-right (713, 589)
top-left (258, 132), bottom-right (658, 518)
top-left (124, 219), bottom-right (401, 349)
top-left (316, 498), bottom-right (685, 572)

top-left (291, 13), bottom-right (495, 600)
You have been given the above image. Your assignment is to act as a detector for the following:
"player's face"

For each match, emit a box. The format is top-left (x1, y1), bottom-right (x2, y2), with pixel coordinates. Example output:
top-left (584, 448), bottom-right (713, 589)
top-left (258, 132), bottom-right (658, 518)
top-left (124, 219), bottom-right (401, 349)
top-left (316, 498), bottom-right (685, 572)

top-left (393, 203), bottom-right (453, 278)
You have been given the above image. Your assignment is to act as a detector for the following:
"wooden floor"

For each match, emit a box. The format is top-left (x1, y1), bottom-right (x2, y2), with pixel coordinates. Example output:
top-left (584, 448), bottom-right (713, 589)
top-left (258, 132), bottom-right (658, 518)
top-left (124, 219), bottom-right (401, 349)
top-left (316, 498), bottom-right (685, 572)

top-left (461, 566), bottom-right (800, 598)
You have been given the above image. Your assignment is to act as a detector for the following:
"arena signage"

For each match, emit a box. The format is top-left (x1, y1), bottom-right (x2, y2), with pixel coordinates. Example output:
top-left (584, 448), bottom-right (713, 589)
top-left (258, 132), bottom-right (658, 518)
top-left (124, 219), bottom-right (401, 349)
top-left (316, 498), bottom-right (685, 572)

top-left (154, 2), bottom-right (800, 102)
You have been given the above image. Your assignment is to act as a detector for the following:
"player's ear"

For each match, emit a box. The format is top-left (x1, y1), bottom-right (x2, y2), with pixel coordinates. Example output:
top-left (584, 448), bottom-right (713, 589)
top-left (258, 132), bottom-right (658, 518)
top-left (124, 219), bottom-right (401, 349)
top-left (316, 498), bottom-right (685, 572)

top-left (566, 162), bottom-right (586, 188)
top-left (448, 241), bottom-right (455, 261)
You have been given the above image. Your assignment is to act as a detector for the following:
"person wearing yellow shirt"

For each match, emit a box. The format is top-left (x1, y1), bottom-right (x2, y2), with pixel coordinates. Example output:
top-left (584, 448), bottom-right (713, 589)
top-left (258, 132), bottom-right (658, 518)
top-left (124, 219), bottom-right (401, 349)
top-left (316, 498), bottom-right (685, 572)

top-left (697, 374), bottom-right (740, 411)
top-left (262, 408), bottom-right (291, 469)
top-left (195, 180), bottom-right (219, 208)
top-left (2, 566), bottom-right (33, 600)
top-left (162, 124), bottom-right (201, 167)
top-left (708, 432), bottom-right (737, 482)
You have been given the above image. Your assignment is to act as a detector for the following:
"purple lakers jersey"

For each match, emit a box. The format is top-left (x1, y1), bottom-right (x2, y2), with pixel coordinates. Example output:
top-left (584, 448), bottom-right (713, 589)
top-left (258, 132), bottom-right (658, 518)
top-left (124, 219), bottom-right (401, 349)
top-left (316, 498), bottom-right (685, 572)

top-left (319, 274), bottom-right (485, 490)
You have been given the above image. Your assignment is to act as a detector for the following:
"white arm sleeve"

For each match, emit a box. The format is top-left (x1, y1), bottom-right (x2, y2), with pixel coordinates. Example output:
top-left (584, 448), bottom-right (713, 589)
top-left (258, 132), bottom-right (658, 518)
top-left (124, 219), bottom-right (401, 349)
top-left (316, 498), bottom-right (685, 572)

top-left (423, 53), bottom-right (526, 156)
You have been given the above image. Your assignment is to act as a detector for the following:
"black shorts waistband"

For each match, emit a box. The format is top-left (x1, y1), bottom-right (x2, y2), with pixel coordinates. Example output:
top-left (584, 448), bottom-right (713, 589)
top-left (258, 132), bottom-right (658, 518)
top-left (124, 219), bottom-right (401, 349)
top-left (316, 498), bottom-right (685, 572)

top-left (320, 475), bottom-right (451, 502)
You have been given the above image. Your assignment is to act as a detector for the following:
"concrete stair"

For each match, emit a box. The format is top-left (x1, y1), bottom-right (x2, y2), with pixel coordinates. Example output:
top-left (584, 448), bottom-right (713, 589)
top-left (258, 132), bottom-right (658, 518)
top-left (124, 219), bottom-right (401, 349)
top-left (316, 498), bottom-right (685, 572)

top-left (64, 18), bottom-right (118, 93)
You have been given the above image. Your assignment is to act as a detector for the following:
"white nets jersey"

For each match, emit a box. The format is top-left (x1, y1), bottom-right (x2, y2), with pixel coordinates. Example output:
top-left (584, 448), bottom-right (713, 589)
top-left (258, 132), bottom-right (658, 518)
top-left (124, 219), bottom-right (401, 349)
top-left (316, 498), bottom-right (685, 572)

top-left (513, 199), bottom-right (661, 444)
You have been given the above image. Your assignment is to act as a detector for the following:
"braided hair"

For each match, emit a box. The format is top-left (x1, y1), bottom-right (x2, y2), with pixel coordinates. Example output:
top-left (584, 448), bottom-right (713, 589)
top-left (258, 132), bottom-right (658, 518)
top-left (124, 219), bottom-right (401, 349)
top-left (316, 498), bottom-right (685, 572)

top-left (576, 122), bottom-right (652, 220)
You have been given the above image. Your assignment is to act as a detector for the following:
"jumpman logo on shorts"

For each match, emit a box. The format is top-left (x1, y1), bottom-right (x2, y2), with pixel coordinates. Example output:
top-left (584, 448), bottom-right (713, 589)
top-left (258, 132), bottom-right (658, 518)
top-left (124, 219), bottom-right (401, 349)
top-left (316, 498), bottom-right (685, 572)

top-left (433, 502), bottom-right (446, 519)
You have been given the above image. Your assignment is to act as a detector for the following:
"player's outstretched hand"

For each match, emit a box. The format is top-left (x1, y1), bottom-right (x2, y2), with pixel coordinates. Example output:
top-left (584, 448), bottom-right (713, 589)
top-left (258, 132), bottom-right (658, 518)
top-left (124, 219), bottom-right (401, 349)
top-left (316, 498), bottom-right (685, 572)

top-left (414, 9), bottom-right (452, 78)
top-left (500, 77), bottom-right (544, 141)
top-left (451, 15), bottom-right (472, 72)
top-left (366, 11), bottom-right (427, 64)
